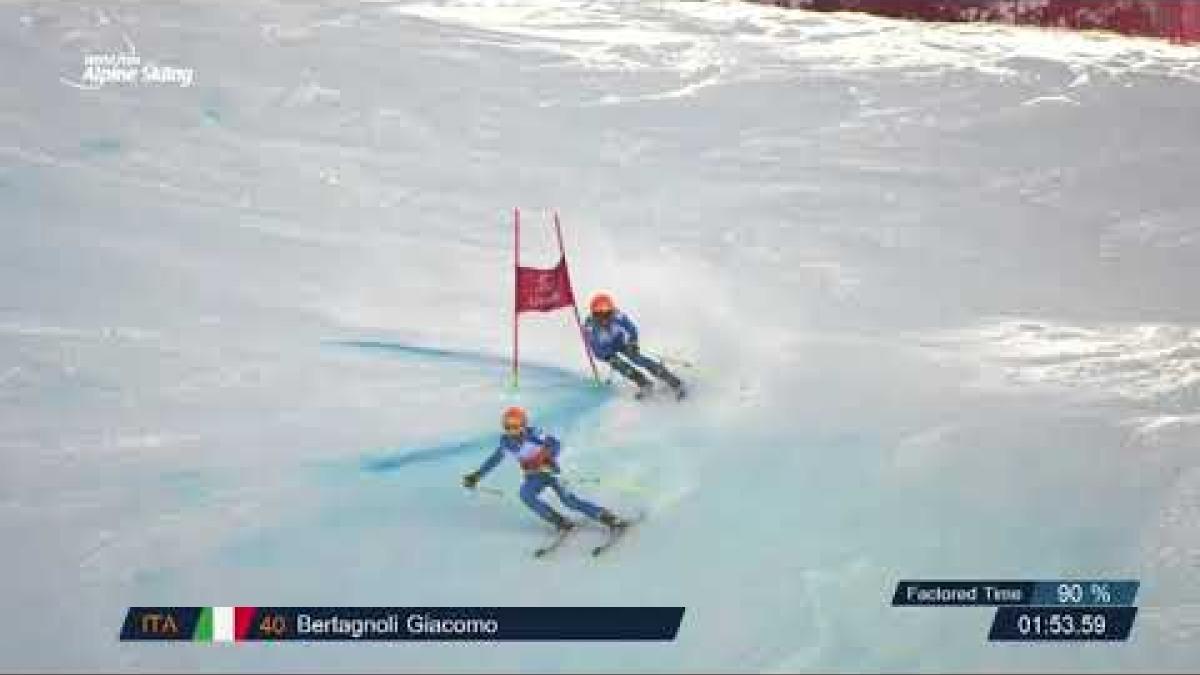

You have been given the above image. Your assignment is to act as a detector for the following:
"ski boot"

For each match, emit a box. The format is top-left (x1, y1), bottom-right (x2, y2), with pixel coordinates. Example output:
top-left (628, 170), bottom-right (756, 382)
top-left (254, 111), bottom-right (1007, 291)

top-left (548, 510), bottom-right (576, 534)
top-left (627, 369), bottom-right (653, 400)
top-left (647, 361), bottom-right (685, 401)
top-left (662, 374), bottom-right (686, 401)
top-left (598, 509), bottom-right (627, 531)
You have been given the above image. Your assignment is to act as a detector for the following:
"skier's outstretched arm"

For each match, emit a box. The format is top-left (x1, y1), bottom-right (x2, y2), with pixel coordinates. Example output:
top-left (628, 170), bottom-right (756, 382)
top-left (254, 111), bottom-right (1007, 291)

top-left (463, 447), bottom-right (503, 488)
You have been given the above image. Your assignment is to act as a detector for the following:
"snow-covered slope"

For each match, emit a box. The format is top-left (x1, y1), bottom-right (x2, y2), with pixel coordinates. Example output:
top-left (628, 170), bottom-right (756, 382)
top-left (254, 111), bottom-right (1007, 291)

top-left (2, 0), bottom-right (1198, 671)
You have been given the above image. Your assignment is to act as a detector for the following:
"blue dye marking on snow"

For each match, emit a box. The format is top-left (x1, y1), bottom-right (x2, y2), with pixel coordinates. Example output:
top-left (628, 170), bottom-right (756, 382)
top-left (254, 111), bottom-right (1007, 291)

top-left (362, 438), bottom-right (486, 472)
top-left (327, 339), bottom-right (584, 384)
top-left (360, 385), bottom-right (612, 472)
top-left (80, 137), bottom-right (122, 155)
top-left (329, 339), bottom-right (615, 473)
top-left (331, 339), bottom-right (502, 363)
top-left (160, 469), bottom-right (212, 507)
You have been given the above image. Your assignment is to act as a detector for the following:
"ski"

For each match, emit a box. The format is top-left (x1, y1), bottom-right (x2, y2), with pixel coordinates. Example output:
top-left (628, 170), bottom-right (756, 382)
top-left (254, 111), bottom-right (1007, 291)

top-left (633, 384), bottom-right (687, 402)
top-left (533, 526), bottom-right (574, 558)
top-left (591, 511), bottom-right (645, 556)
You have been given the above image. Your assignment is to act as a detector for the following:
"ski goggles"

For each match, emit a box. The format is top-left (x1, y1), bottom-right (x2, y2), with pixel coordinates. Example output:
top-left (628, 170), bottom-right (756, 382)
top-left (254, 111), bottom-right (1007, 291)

top-left (503, 421), bottom-right (523, 433)
top-left (592, 309), bottom-right (614, 321)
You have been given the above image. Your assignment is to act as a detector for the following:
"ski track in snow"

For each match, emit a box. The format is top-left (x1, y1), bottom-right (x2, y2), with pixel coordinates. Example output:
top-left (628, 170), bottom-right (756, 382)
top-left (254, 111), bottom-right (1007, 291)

top-left (923, 318), bottom-right (1200, 408)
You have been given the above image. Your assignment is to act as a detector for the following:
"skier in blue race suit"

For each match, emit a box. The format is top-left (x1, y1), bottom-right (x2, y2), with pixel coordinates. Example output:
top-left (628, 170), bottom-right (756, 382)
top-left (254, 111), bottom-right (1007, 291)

top-left (462, 406), bottom-right (625, 533)
top-left (583, 292), bottom-right (684, 399)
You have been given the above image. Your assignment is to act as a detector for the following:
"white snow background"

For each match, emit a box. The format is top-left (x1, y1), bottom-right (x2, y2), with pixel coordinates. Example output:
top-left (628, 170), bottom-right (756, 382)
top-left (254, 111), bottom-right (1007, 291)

top-left (2, 0), bottom-right (1199, 671)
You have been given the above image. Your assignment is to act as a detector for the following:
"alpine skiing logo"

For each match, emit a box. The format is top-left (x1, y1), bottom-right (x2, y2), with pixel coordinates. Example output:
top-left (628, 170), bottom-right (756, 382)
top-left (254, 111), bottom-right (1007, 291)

top-left (60, 31), bottom-right (195, 90)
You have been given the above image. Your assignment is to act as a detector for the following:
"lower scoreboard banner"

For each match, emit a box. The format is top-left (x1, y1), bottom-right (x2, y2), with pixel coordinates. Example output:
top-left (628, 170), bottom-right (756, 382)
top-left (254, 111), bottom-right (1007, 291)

top-left (119, 607), bottom-right (685, 642)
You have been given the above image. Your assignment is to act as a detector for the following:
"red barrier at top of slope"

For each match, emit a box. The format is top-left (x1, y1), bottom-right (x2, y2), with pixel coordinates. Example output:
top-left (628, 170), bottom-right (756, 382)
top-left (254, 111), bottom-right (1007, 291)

top-left (750, 1), bottom-right (1200, 44)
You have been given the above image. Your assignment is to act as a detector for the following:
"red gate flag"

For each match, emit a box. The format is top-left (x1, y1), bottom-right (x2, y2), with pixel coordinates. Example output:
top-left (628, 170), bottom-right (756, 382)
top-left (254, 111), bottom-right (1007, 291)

top-left (511, 208), bottom-right (600, 388)
top-left (515, 256), bottom-right (575, 313)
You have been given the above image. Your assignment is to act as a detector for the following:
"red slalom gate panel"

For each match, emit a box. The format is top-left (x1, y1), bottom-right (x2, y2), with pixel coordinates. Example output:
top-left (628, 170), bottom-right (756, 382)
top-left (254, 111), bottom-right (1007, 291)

top-left (749, 1), bottom-right (1200, 44)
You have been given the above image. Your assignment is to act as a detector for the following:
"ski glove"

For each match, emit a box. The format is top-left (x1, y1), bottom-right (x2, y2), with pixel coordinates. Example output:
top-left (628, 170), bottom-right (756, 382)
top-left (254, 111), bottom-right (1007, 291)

top-left (462, 471), bottom-right (481, 489)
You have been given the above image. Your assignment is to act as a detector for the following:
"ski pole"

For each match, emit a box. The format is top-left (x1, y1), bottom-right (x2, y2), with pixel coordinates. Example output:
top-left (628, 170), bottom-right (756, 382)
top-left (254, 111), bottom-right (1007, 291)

top-left (565, 471), bottom-right (649, 496)
top-left (466, 485), bottom-right (507, 499)
top-left (645, 350), bottom-right (696, 369)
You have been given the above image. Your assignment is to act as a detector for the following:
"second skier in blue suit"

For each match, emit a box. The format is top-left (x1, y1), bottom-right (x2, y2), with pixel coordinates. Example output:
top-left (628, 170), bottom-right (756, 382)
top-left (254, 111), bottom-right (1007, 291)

top-left (583, 293), bottom-right (684, 399)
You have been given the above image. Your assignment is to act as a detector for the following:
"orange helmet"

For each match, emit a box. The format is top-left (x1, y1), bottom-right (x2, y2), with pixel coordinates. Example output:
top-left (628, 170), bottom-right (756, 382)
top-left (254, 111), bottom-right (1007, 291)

top-left (502, 406), bottom-right (527, 431)
top-left (589, 293), bottom-right (615, 315)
